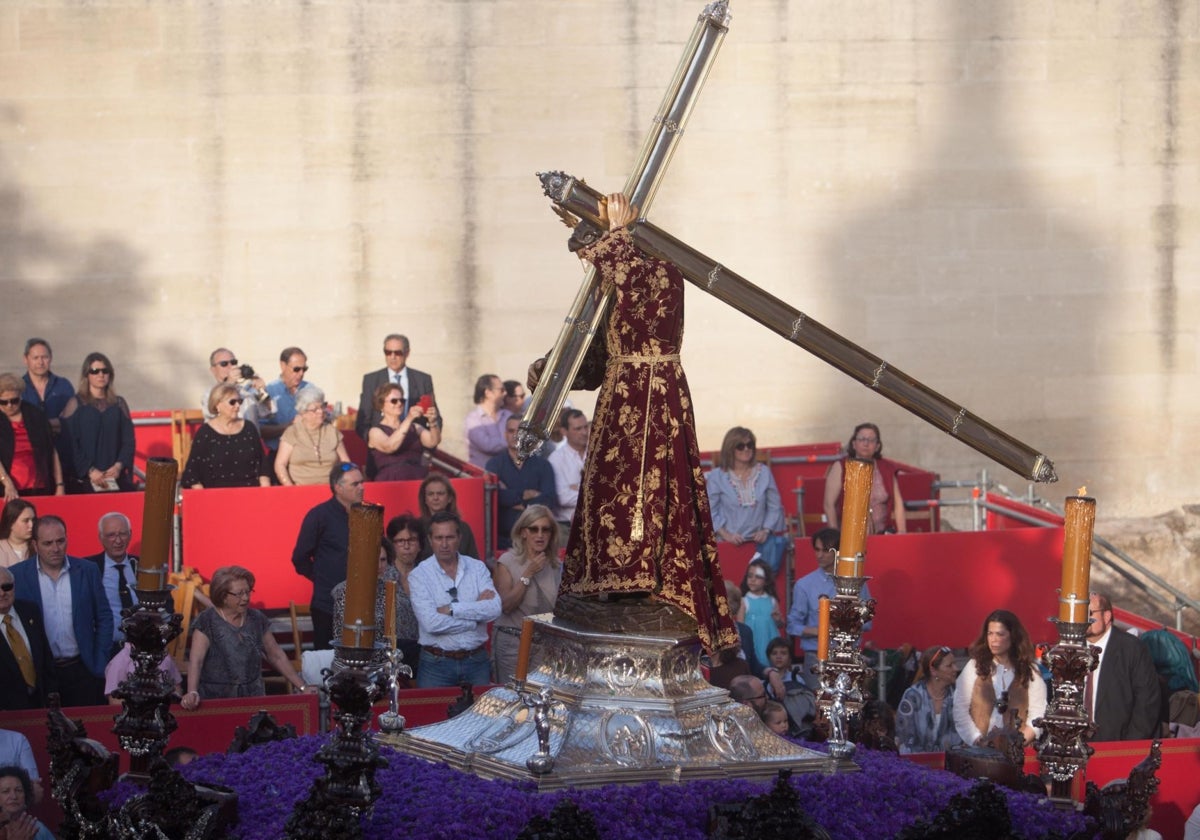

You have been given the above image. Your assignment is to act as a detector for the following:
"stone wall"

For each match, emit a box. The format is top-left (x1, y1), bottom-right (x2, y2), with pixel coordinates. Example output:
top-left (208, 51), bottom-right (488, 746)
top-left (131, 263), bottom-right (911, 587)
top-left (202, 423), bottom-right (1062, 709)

top-left (0, 0), bottom-right (1197, 521)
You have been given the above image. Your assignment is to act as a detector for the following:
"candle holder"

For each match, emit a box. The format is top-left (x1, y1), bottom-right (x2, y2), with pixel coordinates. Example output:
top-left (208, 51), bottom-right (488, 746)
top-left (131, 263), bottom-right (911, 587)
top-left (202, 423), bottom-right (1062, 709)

top-left (110, 585), bottom-right (183, 782)
top-left (815, 571), bottom-right (876, 750)
top-left (377, 644), bottom-right (413, 734)
top-left (518, 684), bottom-right (559, 776)
top-left (284, 643), bottom-right (388, 839)
top-left (1034, 618), bottom-right (1097, 803)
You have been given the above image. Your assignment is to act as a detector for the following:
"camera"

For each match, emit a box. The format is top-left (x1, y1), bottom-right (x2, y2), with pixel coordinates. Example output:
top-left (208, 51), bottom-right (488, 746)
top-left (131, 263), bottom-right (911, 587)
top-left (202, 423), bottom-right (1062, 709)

top-left (235, 364), bottom-right (272, 406)
top-left (239, 363), bottom-right (256, 380)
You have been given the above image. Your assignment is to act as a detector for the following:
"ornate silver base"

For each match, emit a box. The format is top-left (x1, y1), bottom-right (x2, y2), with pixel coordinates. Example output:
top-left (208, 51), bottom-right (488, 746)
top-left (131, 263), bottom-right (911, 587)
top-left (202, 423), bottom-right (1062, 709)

top-left (379, 613), bottom-right (848, 789)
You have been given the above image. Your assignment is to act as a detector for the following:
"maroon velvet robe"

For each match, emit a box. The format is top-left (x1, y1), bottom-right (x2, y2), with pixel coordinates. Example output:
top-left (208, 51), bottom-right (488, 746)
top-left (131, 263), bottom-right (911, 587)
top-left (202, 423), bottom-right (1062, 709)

top-left (563, 227), bottom-right (738, 653)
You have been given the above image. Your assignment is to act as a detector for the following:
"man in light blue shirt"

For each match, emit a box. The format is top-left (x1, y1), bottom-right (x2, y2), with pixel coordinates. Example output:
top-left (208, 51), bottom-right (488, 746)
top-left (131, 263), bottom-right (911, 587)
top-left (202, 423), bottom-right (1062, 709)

top-left (409, 511), bottom-right (500, 688)
top-left (786, 527), bottom-right (871, 690)
top-left (84, 512), bottom-right (139, 653)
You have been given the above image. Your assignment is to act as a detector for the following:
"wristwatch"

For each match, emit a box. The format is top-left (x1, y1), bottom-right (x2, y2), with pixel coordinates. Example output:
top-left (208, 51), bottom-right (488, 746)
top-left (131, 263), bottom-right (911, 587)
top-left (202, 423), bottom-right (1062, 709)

top-left (520, 576), bottom-right (532, 587)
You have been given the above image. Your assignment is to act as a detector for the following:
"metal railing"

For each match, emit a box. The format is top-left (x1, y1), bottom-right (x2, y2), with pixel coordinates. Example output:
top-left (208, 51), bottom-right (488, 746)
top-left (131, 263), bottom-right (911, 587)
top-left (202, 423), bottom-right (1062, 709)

top-left (905, 469), bottom-right (1199, 632)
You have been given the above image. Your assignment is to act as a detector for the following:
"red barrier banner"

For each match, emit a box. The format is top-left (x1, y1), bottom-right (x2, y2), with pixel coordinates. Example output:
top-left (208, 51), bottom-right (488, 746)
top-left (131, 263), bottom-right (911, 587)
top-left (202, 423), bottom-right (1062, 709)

top-left (180, 478), bottom-right (486, 610)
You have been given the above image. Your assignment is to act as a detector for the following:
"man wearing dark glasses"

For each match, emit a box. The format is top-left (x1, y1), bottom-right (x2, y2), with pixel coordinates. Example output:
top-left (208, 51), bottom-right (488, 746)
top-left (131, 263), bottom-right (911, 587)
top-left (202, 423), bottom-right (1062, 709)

top-left (0, 566), bottom-right (57, 710)
top-left (354, 334), bottom-right (436, 441)
top-left (203, 347), bottom-right (268, 425)
top-left (408, 511), bottom-right (500, 688)
top-left (262, 346), bottom-right (320, 480)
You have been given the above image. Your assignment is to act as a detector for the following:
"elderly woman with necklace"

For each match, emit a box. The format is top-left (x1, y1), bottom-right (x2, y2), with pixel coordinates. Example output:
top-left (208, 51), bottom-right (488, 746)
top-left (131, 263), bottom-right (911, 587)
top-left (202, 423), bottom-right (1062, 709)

top-left (181, 565), bottom-right (311, 709)
top-left (181, 384), bottom-right (270, 489)
top-left (896, 645), bottom-right (964, 754)
top-left (367, 382), bottom-right (440, 482)
top-left (953, 609), bottom-right (1047, 746)
top-left (276, 387), bottom-right (348, 486)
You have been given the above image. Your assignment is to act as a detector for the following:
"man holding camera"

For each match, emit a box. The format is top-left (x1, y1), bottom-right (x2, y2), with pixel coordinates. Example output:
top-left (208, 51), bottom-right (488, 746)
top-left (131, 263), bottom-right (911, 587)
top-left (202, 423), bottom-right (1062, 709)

top-left (203, 347), bottom-right (270, 426)
top-left (355, 334), bottom-right (436, 441)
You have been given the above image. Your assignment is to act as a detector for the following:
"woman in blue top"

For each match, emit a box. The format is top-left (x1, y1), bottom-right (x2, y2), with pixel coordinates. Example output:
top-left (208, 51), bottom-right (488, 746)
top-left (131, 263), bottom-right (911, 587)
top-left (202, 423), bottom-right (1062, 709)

top-left (896, 645), bottom-right (964, 754)
top-left (706, 426), bottom-right (788, 574)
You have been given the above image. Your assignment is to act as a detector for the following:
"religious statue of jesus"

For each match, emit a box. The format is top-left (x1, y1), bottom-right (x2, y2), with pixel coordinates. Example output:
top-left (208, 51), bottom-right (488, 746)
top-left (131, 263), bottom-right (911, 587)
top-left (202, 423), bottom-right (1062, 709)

top-left (549, 192), bottom-right (738, 655)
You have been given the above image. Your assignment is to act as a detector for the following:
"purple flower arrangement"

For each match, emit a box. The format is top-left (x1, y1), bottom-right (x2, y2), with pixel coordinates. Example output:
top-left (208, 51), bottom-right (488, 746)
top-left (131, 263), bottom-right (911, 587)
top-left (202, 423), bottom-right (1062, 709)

top-left (161, 736), bottom-right (1095, 839)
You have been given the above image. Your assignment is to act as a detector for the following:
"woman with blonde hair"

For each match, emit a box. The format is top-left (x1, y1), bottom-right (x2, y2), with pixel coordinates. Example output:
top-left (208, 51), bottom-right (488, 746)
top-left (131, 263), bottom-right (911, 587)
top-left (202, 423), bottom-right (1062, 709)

top-left (181, 383), bottom-right (270, 489)
top-left (63, 352), bottom-right (135, 492)
top-left (491, 504), bottom-right (561, 683)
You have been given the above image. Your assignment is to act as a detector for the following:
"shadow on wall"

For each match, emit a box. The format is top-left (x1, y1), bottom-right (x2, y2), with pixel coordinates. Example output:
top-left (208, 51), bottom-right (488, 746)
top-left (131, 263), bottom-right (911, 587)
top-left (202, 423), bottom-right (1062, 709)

top-left (819, 3), bottom-right (1112, 484)
top-left (0, 104), bottom-right (192, 412)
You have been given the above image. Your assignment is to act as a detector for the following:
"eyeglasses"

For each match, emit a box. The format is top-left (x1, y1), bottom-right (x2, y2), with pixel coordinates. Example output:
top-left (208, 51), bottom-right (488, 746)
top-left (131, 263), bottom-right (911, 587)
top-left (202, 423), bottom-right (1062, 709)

top-left (226, 398), bottom-right (244, 406)
top-left (0, 582), bottom-right (13, 592)
top-left (215, 359), bottom-right (239, 367)
top-left (229, 588), bottom-right (253, 599)
top-left (525, 525), bottom-right (553, 534)
top-left (384, 349), bottom-right (407, 357)
top-left (734, 442), bottom-right (754, 451)
top-left (853, 436), bottom-right (878, 444)
top-left (0, 398), bottom-right (20, 407)
top-left (88, 368), bottom-right (112, 376)
top-left (304, 404), bottom-right (324, 413)
top-left (291, 366), bottom-right (309, 373)
top-left (386, 397), bottom-right (403, 404)
top-left (447, 586), bottom-right (458, 603)
top-left (392, 536), bottom-right (419, 545)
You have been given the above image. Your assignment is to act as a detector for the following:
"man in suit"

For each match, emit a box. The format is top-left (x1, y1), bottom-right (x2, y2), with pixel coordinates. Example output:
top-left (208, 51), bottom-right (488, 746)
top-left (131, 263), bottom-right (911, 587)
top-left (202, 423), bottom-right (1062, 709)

top-left (1086, 592), bottom-right (1162, 742)
top-left (84, 512), bottom-right (139, 654)
top-left (354, 334), bottom-right (436, 440)
top-left (10, 515), bottom-right (113, 707)
top-left (0, 566), bottom-right (58, 711)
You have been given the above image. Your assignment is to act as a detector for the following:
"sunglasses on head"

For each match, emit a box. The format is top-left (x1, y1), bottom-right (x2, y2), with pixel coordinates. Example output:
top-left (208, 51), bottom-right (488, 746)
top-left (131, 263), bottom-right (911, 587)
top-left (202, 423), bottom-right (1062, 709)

top-left (292, 366), bottom-right (309, 373)
top-left (216, 359), bottom-right (239, 367)
top-left (0, 582), bottom-right (13, 592)
top-left (88, 368), bottom-right (112, 376)
top-left (930, 646), bottom-right (952, 669)
top-left (0, 398), bottom-right (20, 407)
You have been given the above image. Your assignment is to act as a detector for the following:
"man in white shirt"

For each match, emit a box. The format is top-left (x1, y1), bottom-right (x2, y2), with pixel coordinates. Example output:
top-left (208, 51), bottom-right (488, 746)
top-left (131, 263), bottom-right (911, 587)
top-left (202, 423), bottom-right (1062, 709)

top-left (1085, 592), bottom-right (1161, 742)
top-left (548, 409), bottom-right (589, 537)
top-left (408, 511), bottom-right (500, 688)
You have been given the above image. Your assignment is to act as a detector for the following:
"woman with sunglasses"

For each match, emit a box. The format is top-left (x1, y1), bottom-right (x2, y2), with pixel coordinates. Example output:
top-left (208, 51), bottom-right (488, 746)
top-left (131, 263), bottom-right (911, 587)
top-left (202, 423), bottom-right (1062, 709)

top-left (896, 645), bottom-right (964, 754)
top-left (275, 386), bottom-right (349, 486)
top-left (181, 565), bottom-right (310, 709)
top-left (367, 382), bottom-right (440, 482)
top-left (490, 504), bottom-right (561, 683)
top-left (61, 352), bottom-right (135, 492)
top-left (180, 383), bottom-right (270, 489)
top-left (823, 422), bottom-right (907, 535)
top-left (953, 609), bottom-right (1046, 747)
top-left (706, 426), bottom-right (788, 575)
top-left (0, 373), bottom-right (64, 501)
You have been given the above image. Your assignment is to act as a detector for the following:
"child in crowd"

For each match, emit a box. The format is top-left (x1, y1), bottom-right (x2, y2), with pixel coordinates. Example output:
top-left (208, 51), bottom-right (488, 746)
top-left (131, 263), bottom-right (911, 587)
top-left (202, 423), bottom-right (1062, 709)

top-left (737, 559), bottom-right (783, 670)
top-left (760, 700), bottom-right (789, 736)
top-left (762, 637), bottom-right (817, 739)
